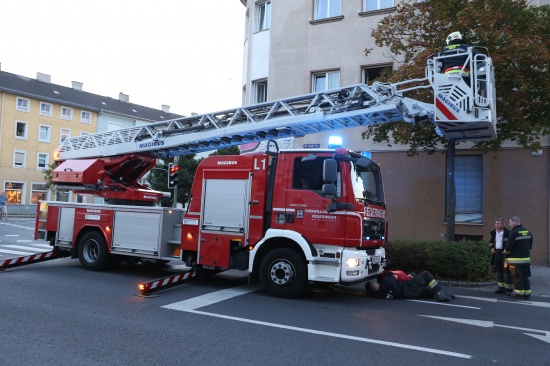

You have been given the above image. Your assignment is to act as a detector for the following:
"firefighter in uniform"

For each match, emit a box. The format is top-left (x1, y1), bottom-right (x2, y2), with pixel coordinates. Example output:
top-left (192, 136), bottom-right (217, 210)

top-left (503, 216), bottom-right (533, 299)
top-left (489, 218), bottom-right (511, 294)
top-left (440, 31), bottom-right (474, 85)
top-left (365, 271), bottom-right (454, 301)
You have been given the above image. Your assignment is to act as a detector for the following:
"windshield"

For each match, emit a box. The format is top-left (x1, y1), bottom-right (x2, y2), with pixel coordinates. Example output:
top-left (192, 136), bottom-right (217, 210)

top-left (350, 159), bottom-right (384, 205)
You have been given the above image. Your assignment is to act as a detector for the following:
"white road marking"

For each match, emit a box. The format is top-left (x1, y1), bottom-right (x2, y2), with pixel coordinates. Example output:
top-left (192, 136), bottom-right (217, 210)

top-left (4, 234), bottom-right (19, 237)
top-left (3, 245), bottom-right (50, 251)
top-left (419, 315), bottom-right (550, 344)
top-left (0, 223), bottom-right (34, 230)
top-left (16, 240), bottom-right (33, 243)
top-left (29, 243), bottom-right (52, 248)
top-left (456, 295), bottom-right (497, 302)
top-left (406, 299), bottom-right (480, 309)
top-left (0, 248), bottom-right (36, 256)
top-left (163, 285), bottom-right (471, 359)
top-left (456, 295), bottom-right (550, 308)
top-left (163, 285), bottom-right (260, 311)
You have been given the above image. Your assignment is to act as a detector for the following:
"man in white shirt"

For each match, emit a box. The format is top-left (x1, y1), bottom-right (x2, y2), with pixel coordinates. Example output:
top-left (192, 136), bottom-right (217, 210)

top-left (489, 218), bottom-right (510, 294)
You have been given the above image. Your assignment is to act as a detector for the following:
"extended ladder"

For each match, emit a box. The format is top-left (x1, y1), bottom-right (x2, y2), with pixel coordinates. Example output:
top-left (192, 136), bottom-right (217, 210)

top-left (57, 49), bottom-right (496, 161)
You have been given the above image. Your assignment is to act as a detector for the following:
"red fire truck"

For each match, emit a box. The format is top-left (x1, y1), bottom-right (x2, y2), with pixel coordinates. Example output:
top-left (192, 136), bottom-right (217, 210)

top-left (3, 48), bottom-right (496, 298)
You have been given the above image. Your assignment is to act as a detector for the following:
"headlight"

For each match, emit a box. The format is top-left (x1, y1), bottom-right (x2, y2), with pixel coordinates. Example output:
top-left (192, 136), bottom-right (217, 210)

top-left (345, 258), bottom-right (360, 268)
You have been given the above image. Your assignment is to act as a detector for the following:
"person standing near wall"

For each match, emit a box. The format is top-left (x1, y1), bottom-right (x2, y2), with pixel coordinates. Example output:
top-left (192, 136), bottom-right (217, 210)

top-left (490, 218), bottom-right (510, 294)
top-left (0, 191), bottom-right (8, 220)
top-left (504, 216), bottom-right (533, 299)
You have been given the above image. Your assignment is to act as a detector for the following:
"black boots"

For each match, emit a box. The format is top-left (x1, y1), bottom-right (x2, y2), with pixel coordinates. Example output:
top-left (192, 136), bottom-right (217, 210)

top-left (436, 292), bottom-right (452, 301)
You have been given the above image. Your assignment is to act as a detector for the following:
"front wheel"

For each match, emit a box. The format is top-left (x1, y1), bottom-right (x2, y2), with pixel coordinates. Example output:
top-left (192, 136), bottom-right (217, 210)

top-left (259, 248), bottom-right (306, 298)
top-left (78, 231), bottom-right (109, 271)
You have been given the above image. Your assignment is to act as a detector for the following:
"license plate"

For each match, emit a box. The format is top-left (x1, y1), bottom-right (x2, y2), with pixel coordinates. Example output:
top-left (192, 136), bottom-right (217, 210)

top-left (371, 256), bottom-right (381, 264)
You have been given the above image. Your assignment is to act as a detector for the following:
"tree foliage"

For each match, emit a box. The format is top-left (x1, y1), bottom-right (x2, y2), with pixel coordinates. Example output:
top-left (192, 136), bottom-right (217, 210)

top-left (364, 0), bottom-right (550, 153)
top-left (150, 146), bottom-right (241, 206)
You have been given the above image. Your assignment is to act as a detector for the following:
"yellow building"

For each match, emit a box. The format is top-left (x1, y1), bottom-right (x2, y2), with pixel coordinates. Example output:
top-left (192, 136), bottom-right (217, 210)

top-left (0, 69), bottom-right (181, 213)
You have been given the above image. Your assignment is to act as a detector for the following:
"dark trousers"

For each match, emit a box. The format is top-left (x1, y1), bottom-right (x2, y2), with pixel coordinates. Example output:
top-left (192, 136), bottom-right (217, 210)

top-left (509, 265), bottom-right (531, 296)
top-left (494, 251), bottom-right (512, 291)
top-left (402, 271), bottom-right (441, 299)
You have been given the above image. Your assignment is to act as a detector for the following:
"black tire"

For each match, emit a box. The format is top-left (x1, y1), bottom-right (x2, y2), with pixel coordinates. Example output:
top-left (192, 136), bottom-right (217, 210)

top-left (78, 231), bottom-right (110, 271)
top-left (259, 248), bottom-right (307, 298)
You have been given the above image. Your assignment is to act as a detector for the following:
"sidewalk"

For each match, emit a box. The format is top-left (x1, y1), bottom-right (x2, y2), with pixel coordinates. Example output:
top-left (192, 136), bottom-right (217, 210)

top-left (440, 264), bottom-right (550, 298)
top-left (528, 264), bottom-right (550, 297)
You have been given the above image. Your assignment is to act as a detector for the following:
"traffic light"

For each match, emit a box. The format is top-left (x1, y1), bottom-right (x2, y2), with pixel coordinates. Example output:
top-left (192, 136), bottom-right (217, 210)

top-left (167, 163), bottom-right (179, 188)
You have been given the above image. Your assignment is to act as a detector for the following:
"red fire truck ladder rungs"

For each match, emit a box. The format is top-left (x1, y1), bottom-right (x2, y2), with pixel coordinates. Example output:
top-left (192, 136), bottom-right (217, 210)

top-left (0, 250), bottom-right (70, 271)
top-left (137, 269), bottom-right (197, 297)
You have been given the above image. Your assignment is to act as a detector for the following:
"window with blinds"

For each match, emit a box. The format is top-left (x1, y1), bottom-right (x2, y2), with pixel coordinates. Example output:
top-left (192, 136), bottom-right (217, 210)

top-left (453, 155), bottom-right (483, 223)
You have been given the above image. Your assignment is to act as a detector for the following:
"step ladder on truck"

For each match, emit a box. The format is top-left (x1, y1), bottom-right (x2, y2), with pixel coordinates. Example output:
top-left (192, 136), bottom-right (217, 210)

top-left (3, 48), bottom-right (496, 298)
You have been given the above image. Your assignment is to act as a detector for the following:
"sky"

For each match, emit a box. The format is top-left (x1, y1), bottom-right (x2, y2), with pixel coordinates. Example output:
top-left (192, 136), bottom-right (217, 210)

top-left (0, 0), bottom-right (245, 117)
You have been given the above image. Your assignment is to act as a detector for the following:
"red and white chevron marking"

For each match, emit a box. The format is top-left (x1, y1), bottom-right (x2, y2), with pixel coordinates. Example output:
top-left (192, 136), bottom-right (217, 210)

top-left (139, 270), bottom-right (196, 294)
top-left (0, 251), bottom-right (57, 269)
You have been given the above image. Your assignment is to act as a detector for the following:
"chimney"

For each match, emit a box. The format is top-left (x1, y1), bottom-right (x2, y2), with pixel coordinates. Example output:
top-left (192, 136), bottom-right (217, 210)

top-left (71, 81), bottom-right (83, 91)
top-left (37, 72), bottom-right (51, 83)
top-left (118, 92), bottom-right (129, 102)
top-left (161, 105), bottom-right (170, 113)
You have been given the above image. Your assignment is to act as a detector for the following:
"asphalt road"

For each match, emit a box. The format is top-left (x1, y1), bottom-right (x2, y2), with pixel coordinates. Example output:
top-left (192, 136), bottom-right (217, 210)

top-left (1, 218), bottom-right (549, 365)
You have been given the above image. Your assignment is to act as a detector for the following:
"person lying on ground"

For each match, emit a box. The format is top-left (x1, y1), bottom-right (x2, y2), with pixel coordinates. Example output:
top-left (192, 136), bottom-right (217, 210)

top-left (365, 270), bottom-right (455, 301)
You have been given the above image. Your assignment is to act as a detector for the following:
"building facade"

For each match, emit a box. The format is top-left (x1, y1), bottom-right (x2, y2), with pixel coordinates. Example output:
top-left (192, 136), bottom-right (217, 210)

top-left (0, 68), bottom-right (182, 213)
top-left (238, 0), bottom-right (549, 265)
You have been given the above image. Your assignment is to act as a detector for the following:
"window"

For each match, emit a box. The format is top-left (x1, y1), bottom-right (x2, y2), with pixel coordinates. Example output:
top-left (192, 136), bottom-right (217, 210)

top-left (364, 0), bottom-right (394, 11)
top-left (4, 182), bottom-right (24, 204)
top-left (31, 183), bottom-right (49, 204)
top-left (39, 125), bottom-right (51, 142)
top-left (61, 106), bottom-right (73, 120)
top-left (312, 70), bottom-right (340, 92)
top-left (257, 1), bottom-right (271, 31)
top-left (314, 0), bottom-right (342, 20)
top-left (81, 111), bottom-right (92, 124)
top-left (13, 150), bottom-right (26, 168)
top-left (60, 128), bottom-right (71, 143)
top-left (253, 79), bottom-right (268, 103)
top-left (107, 122), bottom-right (122, 131)
top-left (37, 153), bottom-right (49, 170)
top-left (362, 64), bottom-right (392, 84)
top-left (15, 121), bottom-right (28, 139)
top-left (56, 188), bottom-right (71, 202)
top-left (16, 97), bottom-right (30, 112)
top-left (292, 157), bottom-right (325, 191)
top-left (453, 155), bottom-right (483, 223)
top-left (40, 102), bottom-right (52, 117)
top-left (80, 131), bottom-right (90, 136)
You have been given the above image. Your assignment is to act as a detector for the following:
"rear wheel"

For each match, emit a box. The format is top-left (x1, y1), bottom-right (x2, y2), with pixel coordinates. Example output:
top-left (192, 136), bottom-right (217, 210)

top-left (259, 248), bottom-right (306, 298)
top-left (78, 231), bottom-right (109, 271)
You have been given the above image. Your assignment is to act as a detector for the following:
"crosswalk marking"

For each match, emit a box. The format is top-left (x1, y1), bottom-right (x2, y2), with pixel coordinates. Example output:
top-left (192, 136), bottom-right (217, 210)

top-left (0, 248), bottom-right (39, 256)
top-left (0, 243), bottom-right (51, 257)
top-left (3, 244), bottom-right (51, 251)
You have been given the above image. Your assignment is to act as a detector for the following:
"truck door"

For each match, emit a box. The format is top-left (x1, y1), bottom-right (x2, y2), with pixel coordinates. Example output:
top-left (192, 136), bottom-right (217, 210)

top-left (282, 156), bottom-right (347, 247)
top-left (198, 171), bottom-right (252, 267)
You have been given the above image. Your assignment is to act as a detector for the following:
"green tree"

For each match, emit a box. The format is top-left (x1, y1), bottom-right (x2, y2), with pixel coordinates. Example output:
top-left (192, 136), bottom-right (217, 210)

top-left (151, 146), bottom-right (241, 207)
top-left (43, 162), bottom-right (58, 197)
top-left (365, 0), bottom-right (550, 240)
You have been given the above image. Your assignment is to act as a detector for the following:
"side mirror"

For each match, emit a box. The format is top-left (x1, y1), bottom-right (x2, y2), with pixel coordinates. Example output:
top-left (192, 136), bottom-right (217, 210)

top-left (323, 159), bottom-right (337, 183)
top-left (322, 183), bottom-right (337, 197)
